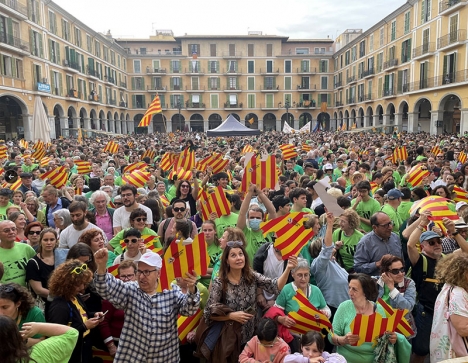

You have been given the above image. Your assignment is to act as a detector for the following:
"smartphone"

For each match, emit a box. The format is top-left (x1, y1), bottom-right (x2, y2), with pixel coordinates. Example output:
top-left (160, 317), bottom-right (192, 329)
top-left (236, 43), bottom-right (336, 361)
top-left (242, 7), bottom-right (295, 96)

top-left (244, 306), bottom-right (255, 314)
top-left (99, 310), bottom-right (109, 319)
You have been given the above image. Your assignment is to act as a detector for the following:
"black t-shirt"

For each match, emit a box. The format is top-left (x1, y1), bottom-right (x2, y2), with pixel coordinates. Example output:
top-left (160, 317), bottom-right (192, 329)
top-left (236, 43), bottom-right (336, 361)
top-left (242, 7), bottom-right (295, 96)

top-left (411, 253), bottom-right (442, 312)
top-left (26, 255), bottom-right (54, 297)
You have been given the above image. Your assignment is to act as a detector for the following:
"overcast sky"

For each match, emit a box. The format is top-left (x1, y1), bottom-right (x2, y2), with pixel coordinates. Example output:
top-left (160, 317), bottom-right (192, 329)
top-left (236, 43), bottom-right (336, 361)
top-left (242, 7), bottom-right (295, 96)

top-left (54, 0), bottom-right (407, 40)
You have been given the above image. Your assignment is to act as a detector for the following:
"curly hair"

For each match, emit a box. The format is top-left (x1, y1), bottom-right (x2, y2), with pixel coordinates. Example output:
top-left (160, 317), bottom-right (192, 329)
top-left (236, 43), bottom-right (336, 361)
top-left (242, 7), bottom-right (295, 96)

top-left (341, 209), bottom-right (360, 230)
top-left (0, 283), bottom-right (35, 317)
top-left (48, 259), bottom-right (93, 301)
top-left (78, 228), bottom-right (103, 247)
top-left (435, 253), bottom-right (468, 292)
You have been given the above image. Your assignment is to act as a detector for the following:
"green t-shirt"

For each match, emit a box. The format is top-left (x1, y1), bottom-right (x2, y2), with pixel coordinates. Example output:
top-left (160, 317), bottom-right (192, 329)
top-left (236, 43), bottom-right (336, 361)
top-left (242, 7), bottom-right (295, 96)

top-left (294, 165), bottom-right (304, 175)
top-left (243, 227), bottom-right (273, 266)
top-left (200, 243), bottom-right (222, 288)
top-left (19, 306), bottom-right (45, 338)
top-left (380, 204), bottom-right (402, 233)
top-left (0, 201), bottom-right (13, 221)
top-left (397, 200), bottom-right (413, 223)
top-left (21, 164), bottom-right (39, 173)
top-left (351, 198), bottom-right (381, 232)
top-left (167, 185), bottom-right (177, 201)
top-left (109, 227), bottom-right (161, 255)
top-left (0, 243), bottom-right (36, 286)
top-left (275, 283), bottom-right (327, 314)
top-left (215, 213), bottom-right (239, 239)
top-left (30, 328), bottom-right (79, 363)
top-left (332, 228), bottom-right (364, 271)
top-left (392, 170), bottom-right (402, 186)
top-left (211, 258), bottom-right (221, 282)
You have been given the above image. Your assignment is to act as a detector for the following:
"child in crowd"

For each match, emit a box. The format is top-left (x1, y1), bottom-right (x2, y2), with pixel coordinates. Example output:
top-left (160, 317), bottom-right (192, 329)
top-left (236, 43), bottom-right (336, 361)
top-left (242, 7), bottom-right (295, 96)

top-left (284, 331), bottom-right (346, 363)
top-left (239, 318), bottom-right (290, 363)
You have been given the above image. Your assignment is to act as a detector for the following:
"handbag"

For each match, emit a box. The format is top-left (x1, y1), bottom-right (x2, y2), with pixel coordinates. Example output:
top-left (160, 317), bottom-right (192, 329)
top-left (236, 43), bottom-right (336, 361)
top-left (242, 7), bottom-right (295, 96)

top-left (373, 333), bottom-right (397, 363)
top-left (27, 258), bottom-right (46, 312)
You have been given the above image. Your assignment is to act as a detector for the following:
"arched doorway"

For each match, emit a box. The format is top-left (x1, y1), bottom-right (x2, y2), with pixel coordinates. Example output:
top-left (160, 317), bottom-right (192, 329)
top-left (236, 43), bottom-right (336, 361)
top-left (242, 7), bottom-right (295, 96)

top-left (245, 113), bottom-right (258, 129)
top-left (414, 98), bottom-right (432, 133)
top-left (387, 103), bottom-right (395, 133)
top-left (358, 108), bottom-right (364, 127)
top-left (90, 109), bottom-right (97, 130)
top-left (67, 106), bottom-right (77, 133)
top-left (333, 112), bottom-right (338, 131)
top-left (338, 111), bottom-right (343, 130)
top-left (439, 94), bottom-right (461, 134)
top-left (190, 113), bottom-right (204, 132)
top-left (0, 95), bottom-right (27, 139)
top-left (153, 114), bottom-right (167, 132)
top-left (399, 101), bottom-right (409, 132)
top-left (208, 113), bottom-right (222, 129)
top-left (53, 104), bottom-right (65, 138)
top-left (134, 114), bottom-right (146, 134)
top-left (366, 106), bottom-right (374, 127)
top-left (298, 112), bottom-right (312, 128)
top-left (107, 111), bottom-right (112, 132)
top-left (344, 110), bottom-right (349, 129)
top-left (79, 108), bottom-right (87, 129)
top-left (230, 113), bottom-right (240, 121)
top-left (350, 109), bottom-right (356, 128)
top-left (281, 112), bottom-right (294, 130)
top-left (171, 113), bottom-right (186, 131)
top-left (263, 113), bottom-right (276, 131)
top-left (376, 105), bottom-right (384, 125)
top-left (317, 112), bottom-right (330, 131)
top-left (99, 110), bottom-right (106, 131)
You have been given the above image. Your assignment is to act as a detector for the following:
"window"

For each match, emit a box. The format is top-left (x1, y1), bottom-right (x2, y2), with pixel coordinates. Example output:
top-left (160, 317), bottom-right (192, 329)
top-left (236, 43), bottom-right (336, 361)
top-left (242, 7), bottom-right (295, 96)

top-left (247, 77), bottom-right (255, 90)
top-left (401, 39), bottom-right (411, 63)
top-left (95, 41), bottom-right (101, 57)
top-left (388, 46), bottom-right (396, 61)
top-left (191, 77), bottom-right (199, 90)
top-left (404, 11), bottom-right (411, 34)
top-left (443, 53), bottom-right (456, 82)
top-left (320, 60), bottom-right (328, 72)
top-left (369, 34), bottom-right (374, 52)
top-left (285, 60), bottom-right (291, 73)
top-left (210, 44), bottom-right (216, 56)
top-left (314, 48), bottom-right (325, 54)
top-left (133, 60), bottom-right (141, 73)
top-left (379, 27), bottom-right (384, 47)
top-left (86, 35), bottom-right (92, 53)
top-left (188, 44), bottom-right (200, 56)
top-left (266, 44), bottom-right (272, 57)
top-left (29, 0), bottom-right (40, 23)
top-left (421, 0), bottom-right (431, 24)
top-left (301, 60), bottom-right (310, 72)
top-left (301, 77), bottom-right (309, 89)
top-left (191, 94), bottom-right (200, 106)
top-left (139, 48), bottom-right (146, 55)
top-left (264, 76), bottom-right (275, 89)
top-left (209, 60), bottom-right (218, 73)
top-left (133, 77), bottom-right (144, 90)
top-left (248, 60), bottom-right (254, 73)
top-left (189, 60), bottom-right (200, 72)
top-left (211, 94), bottom-right (219, 108)
top-left (321, 76), bottom-right (328, 89)
top-left (266, 94), bottom-right (274, 108)
top-left (377, 53), bottom-right (383, 72)
top-left (266, 60), bottom-right (273, 73)
top-left (248, 94), bottom-right (255, 108)
top-left (284, 76), bottom-right (291, 90)
top-left (103, 46), bottom-right (109, 61)
top-left (391, 20), bottom-right (396, 41)
top-left (209, 77), bottom-right (219, 90)
top-left (49, 40), bottom-right (60, 64)
top-left (62, 20), bottom-right (70, 41)
top-left (171, 60), bottom-right (180, 73)
top-left (65, 74), bottom-right (74, 92)
top-left (30, 30), bottom-right (43, 58)
top-left (295, 48), bottom-right (309, 55)
top-left (74, 27), bottom-right (81, 48)
top-left (351, 46), bottom-right (357, 62)
top-left (172, 77), bottom-right (181, 90)
top-left (229, 44), bottom-right (236, 56)
top-left (152, 76), bottom-right (162, 90)
top-left (248, 44), bottom-right (254, 57)
top-left (228, 77), bottom-right (237, 89)
top-left (228, 60), bottom-right (237, 72)
top-left (229, 94), bottom-right (237, 105)
top-left (359, 40), bottom-right (366, 58)
top-left (49, 11), bottom-right (57, 34)
top-left (449, 14), bottom-right (458, 38)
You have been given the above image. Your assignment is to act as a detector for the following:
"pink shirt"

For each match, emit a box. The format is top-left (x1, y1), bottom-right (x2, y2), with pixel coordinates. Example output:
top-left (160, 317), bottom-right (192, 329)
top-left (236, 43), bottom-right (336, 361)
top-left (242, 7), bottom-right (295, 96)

top-left (95, 211), bottom-right (113, 241)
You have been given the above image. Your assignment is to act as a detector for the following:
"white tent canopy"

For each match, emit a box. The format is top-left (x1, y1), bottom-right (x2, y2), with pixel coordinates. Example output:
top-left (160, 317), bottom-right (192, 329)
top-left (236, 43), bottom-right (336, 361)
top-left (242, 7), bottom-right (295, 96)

top-left (32, 96), bottom-right (51, 143)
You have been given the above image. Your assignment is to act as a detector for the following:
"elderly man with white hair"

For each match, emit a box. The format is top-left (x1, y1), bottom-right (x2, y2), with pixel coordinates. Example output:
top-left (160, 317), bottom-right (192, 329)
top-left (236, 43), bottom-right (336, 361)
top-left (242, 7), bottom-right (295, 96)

top-left (90, 190), bottom-right (115, 241)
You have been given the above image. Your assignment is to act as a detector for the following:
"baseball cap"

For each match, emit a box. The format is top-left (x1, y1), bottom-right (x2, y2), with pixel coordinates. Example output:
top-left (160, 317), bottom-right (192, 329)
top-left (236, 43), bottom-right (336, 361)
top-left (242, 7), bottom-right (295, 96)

top-left (136, 251), bottom-right (162, 269)
top-left (456, 202), bottom-right (468, 212)
top-left (324, 163), bottom-right (333, 170)
top-left (419, 231), bottom-right (441, 243)
top-left (387, 189), bottom-right (404, 200)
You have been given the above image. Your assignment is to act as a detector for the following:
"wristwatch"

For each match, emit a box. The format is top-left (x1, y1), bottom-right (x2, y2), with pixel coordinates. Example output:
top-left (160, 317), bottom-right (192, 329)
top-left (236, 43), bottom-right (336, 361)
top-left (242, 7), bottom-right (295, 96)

top-left (452, 231), bottom-right (460, 236)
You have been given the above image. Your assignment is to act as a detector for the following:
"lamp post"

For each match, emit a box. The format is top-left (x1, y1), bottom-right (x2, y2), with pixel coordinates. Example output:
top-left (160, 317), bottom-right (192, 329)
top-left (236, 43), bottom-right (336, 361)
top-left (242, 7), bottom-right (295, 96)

top-left (177, 101), bottom-right (182, 131)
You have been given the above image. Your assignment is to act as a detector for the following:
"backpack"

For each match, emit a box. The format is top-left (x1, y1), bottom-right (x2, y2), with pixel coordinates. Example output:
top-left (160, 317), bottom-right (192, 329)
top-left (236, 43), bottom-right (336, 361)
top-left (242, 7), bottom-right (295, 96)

top-left (406, 253), bottom-right (445, 282)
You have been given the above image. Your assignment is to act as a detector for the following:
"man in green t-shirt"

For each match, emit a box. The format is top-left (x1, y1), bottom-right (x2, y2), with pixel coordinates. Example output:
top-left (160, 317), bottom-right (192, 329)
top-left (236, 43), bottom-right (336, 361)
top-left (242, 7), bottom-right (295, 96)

top-left (290, 187), bottom-right (314, 214)
top-left (380, 188), bottom-right (403, 233)
top-left (0, 188), bottom-right (13, 221)
top-left (351, 180), bottom-right (381, 232)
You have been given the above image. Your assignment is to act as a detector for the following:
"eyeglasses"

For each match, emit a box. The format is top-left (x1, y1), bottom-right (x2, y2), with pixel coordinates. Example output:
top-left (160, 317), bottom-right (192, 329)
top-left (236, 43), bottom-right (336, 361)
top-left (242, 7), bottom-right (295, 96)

top-left (425, 238), bottom-right (442, 246)
top-left (28, 230), bottom-right (42, 235)
top-left (227, 240), bottom-right (243, 247)
top-left (121, 193), bottom-right (134, 198)
top-left (173, 207), bottom-right (186, 212)
top-left (295, 273), bottom-right (310, 279)
top-left (136, 269), bottom-right (157, 277)
top-left (119, 273), bottom-right (135, 280)
top-left (70, 263), bottom-right (88, 275)
top-left (133, 217), bottom-right (147, 223)
top-left (389, 268), bottom-right (405, 275)
top-left (124, 238), bottom-right (139, 244)
top-left (1, 227), bottom-right (17, 233)
top-left (180, 185), bottom-right (190, 189)
top-left (376, 221), bottom-right (394, 228)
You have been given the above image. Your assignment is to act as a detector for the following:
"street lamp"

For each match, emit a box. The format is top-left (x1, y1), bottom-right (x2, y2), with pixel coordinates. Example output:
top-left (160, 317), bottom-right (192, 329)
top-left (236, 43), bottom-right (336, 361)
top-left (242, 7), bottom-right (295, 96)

top-left (177, 101), bottom-right (182, 131)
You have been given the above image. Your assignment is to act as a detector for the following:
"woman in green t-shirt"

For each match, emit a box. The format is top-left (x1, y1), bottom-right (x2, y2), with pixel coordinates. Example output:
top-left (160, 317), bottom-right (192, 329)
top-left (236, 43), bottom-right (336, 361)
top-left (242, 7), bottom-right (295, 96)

top-left (333, 209), bottom-right (363, 272)
top-left (199, 220), bottom-right (222, 288)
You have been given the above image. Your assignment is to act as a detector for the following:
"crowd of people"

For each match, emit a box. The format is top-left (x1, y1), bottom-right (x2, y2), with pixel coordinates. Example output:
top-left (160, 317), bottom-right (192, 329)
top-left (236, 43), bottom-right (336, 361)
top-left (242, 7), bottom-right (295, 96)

top-left (1, 129), bottom-right (468, 363)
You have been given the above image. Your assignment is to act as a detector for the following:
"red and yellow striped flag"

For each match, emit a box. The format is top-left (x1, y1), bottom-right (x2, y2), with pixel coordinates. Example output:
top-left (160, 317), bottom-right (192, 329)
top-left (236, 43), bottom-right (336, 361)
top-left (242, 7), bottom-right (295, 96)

top-left (8, 179), bottom-right (22, 191)
top-left (40, 166), bottom-right (68, 188)
top-left (240, 155), bottom-right (277, 192)
top-left (431, 146), bottom-right (442, 156)
top-left (32, 148), bottom-right (46, 161)
top-left (19, 139), bottom-right (29, 149)
top-left (77, 128), bottom-right (83, 145)
top-left (302, 144), bottom-right (312, 152)
top-left (158, 233), bottom-right (209, 291)
top-left (260, 212), bottom-right (314, 259)
top-left (0, 145), bottom-right (7, 159)
top-left (196, 157), bottom-right (209, 172)
top-left (160, 152), bottom-right (178, 171)
top-left (248, 117), bottom-right (254, 125)
top-left (459, 151), bottom-right (467, 164)
top-left (241, 145), bottom-right (254, 155)
top-left (392, 146), bottom-right (408, 163)
top-left (0, 167), bottom-right (5, 176)
top-left (123, 162), bottom-right (147, 174)
top-left (103, 141), bottom-right (119, 154)
top-left (141, 149), bottom-right (156, 160)
top-left (74, 187), bottom-right (82, 195)
top-left (160, 195), bottom-right (170, 208)
top-left (370, 182), bottom-right (379, 194)
top-left (287, 290), bottom-right (332, 336)
top-left (168, 168), bottom-right (192, 181)
top-left (127, 141), bottom-right (134, 149)
top-left (178, 309), bottom-right (203, 344)
top-left (202, 153), bottom-right (229, 174)
top-left (39, 157), bottom-right (52, 168)
top-left (279, 144), bottom-right (298, 160)
top-left (406, 165), bottom-right (430, 187)
top-left (138, 95), bottom-right (162, 127)
top-left (453, 185), bottom-right (468, 203)
top-left (107, 264), bottom-right (119, 278)
top-left (122, 170), bottom-right (151, 188)
top-left (75, 160), bottom-right (92, 174)
top-left (410, 195), bottom-right (458, 231)
top-left (377, 298), bottom-right (414, 338)
top-left (33, 140), bottom-right (44, 151)
top-left (199, 186), bottom-right (231, 221)
top-left (350, 312), bottom-right (405, 345)
top-left (176, 149), bottom-right (196, 172)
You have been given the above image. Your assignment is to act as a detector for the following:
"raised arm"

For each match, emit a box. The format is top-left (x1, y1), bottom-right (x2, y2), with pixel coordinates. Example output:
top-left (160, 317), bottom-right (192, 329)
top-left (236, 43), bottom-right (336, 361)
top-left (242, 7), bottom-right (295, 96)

top-left (191, 168), bottom-right (200, 200)
top-left (236, 184), bottom-right (255, 230)
top-left (407, 212), bottom-right (431, 266)
top-left (257, 188), bottom-right (276, 220)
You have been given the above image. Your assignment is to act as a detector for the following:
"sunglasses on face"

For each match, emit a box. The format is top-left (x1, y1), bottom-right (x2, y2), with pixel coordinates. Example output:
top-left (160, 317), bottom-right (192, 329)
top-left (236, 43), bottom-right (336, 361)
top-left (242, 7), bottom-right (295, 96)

top-left (181, 185), bottom-right (190, 189)
top-left (124, 238), bottom-right (139, 244)
top-left (173, 207), bottom-right (186, 212)
top-left (70, 263), bottom-right (88, 275)
top-left (389, 268), bottom-right (405, 275)
top-left (227, 240), bottom-right (243, 247)
top-left (133, 217), bottom-right (147, 223)
top-left (28, 230), bottom-right (41, 235)
top-left (426, 238), bottom-right (442, 246)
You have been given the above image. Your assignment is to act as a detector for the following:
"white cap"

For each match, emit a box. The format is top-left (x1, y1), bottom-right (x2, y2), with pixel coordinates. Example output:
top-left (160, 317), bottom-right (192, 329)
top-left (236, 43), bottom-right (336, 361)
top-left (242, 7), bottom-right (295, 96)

top-left (324, 163), bottom-right (333, 170)
top-left (136, 251), bottom-right (162, 269)
top-left (456, 201), bottom-right (468, 212)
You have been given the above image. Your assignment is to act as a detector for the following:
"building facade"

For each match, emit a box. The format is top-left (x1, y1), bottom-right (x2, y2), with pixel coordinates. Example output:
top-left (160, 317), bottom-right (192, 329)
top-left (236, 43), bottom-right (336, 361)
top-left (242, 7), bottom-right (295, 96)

top-left (1, 0), bottom-right (467, 139)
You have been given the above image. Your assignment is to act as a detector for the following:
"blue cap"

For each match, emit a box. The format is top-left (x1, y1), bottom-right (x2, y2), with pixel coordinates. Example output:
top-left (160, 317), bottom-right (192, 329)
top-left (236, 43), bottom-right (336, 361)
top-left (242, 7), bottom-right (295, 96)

top-left (387, 188), bottom-right (404, 200)
top-left (419, 231), bottom-right (440, 243)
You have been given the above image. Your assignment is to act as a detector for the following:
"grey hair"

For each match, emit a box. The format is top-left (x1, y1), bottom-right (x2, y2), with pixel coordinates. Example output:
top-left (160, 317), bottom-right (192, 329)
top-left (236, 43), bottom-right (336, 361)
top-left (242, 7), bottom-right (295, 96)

top-left (52, 209), bottom-right (72, 228)
top-left (90, 190), bottom-right (110, 204)
top-left (147, 190), bottom-right (159, 200)
top-left (292, 257), bottom-right (311, 274)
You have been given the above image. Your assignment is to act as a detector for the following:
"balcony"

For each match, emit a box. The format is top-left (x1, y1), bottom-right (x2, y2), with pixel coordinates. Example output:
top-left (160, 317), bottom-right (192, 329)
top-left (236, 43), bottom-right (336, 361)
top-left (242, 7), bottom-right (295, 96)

top-left (297, 67), bottom-right (316, 74)
top-left (362, 68), bottom-right (375, 79)
top-left (89, 94), bottom-right (100, 103)
top-left (222, 51), bottom-right (242, 59)
top-left (223, 68), bottom-right (242, 75)
top-left (185, 85), bottom-right (205, 92)
top-left (145, 67), bottom-right (167, 74)
top-left (297, 84), bottom-right (316, 91)
top-left (119, 101), bottom-right (127, 108)
top-left (260, 68), bottom-right (279, 75)
top-left (347, 76), bottom-right (357, 85)
top-left (67, 89), bottom-right (80, 99)
top-left (119, 81), bottom-right (127, 89)
top-left (347, 97), bottom-right (356, 105)
top-left (185, 67), bottom-right (205, 75)
top-left (439, 0), bottom-right (466, 15)
top-left (260, 103), bottom-right (279, 110)
top-left (334, 80), bottom-right (343, 89)
top-left (296, 100), bottom-right (316, 109)
top-left (398, 83), bottom-right (410, 94)
top-left (383, 59), bottom-right (399, 70)
top-left (126, 49), bottom-right (182, 56)
top-left (0, 34), bottom-right (29, 54)
top-left (224, 102), bottom-right (243, 110)
top-left (382, 88), bottom-right (396, 98)
top-left (86, 66), bottom-right (101, 80)
top-left (335, 101), bottom-right (343, 107)
top-left (364, 94), bottom-right (373, 102)
top-left (223, 86), bottom-right (242, 92)
top-left (185, 102), bottom-right (206, 110)
top-left (147, 85), bottom-right (167, 92)
top-left (0, 0), bottom-right (28, 19)
top-left (260, 86), bottom-right (279, 92)
top-left (63, 60), bottom-right (82, 73)
top-left (107, 98), bottom-right (116, 106)
top-left (412, 42), bottom-right (435, 60)
top-left (437, 30), bottom-right (467, 50)
top-left (405, 69), bottom-right (468, 92)
top-left (104, 75), bottom-right (115, 85)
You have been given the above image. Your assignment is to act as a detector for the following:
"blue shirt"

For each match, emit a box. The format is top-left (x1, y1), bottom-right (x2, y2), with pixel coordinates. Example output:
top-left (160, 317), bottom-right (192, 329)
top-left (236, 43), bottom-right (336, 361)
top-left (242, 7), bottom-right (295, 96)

top-left (47, 198), bottom-right (63, 228)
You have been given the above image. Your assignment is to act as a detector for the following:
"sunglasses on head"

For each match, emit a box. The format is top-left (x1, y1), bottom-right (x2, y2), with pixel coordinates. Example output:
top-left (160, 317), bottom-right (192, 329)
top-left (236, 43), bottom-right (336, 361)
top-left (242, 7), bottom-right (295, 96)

top-left (70, 263), bottom-right (88, 275)
top-left (173, 207), bottom-right (186, 212)
top-left (28, 230), bottom-right (41, 235)
top-left (124, 238), bottom-right (139, 244)
top-left (227, 240), bottom-right (243, 247)
top-left (133, 217), bottom-right (147, 223)
top-left (389, 268), bottom-right (405, 275)
top-left (0, 285), bottom-right (15, 293)
top-left (425, 238), bottom-right (442, 246)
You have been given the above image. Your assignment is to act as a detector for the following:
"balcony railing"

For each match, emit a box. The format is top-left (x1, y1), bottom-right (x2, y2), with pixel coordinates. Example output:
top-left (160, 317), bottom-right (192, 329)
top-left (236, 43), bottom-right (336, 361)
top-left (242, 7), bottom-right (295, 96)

top-left (413, 42), bottom-right (434, 58)
top-left (107, 98), bottom-right (116, 106)
top-left (119, 82), bottom-right (127, 88)
top-left (296, 100), bottom-right (316, 108)
top-left (63, 60), bottom-right (82, 72)
top-left (104, 76), bottom-right (115, 84)
top-left (364, 93), bottom-right (373, 101)
top-left (260, 68), bottom-right (279, 74)
top-left (437, 29), bottom-right (467, 49)
top-left (224, 102), bottom-right (243, 108)
top-left (335, 101), bottom-right (343, 107)
top-left (86, 67), bottom-right (100, 79)
top-left (222, 51), bottom-right (242, 58)
top-left (335, 81), bottom-right (343, 88)
top-left (406, 69), bottom-right (468, 92)
top-left (0, 34), bottom-right (29, 52)
top-left (145, 67), bottom-right (166, 74)
top-left (223, 68), bottom-right (242, 74)
top-left (67, 89), bottom-right (80, 98)
top-left (119, 101), bottom-right (127, 107)
top-left (224, 85), bottom-right (242, 91)
top-left (185, 67), bottom-right (205, 74)
top-left (297, 67), bottom-right (317, 73)
top-left (439, 0), bottom-right (464, 14)
top-left (383, 88), bottom-right (396, 97)
top-left (383, 58), bottom-right (399, 69)
top-left (347, 76), bottom-right (356, 84)
top-left (361, 68), bottom-right (375, 78)
top-left (347, 97), bottom-right (356, 104)
top-left (185, 85), bottom-right (205, 91)
top-left (185, 102), bottom-right (205, 109)
top-left (0, 0), bottom-right (28, 16)
top-left (147, 85), bottom-right (166, 91)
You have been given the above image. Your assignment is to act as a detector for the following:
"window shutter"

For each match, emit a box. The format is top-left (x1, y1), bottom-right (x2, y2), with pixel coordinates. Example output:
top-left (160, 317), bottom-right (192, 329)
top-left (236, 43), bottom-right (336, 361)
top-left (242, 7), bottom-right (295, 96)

top-left (141, 77), bottom-right (145, 89)
top-left (142, 95), bottom-right (146, 107)
top-left (170, 94), bottom-right (174, 108)
top-left (285, 77), bottom-right (291, 90)
top-left (397, 70), bottom-right (403, 93)
top-left (58, 74), bottom-right (63, 95)
top-left (216, 77), bottom-right (220, 89)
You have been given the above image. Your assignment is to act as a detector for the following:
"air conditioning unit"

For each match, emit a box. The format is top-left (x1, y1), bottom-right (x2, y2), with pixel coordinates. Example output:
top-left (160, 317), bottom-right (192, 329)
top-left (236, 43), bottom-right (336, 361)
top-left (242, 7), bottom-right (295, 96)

top-left (42, 78), bottom-right (48, 84)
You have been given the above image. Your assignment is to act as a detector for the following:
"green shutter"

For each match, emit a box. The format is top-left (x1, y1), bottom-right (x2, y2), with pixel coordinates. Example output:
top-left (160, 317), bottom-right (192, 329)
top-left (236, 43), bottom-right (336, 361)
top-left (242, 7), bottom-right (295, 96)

top-left (132, 95), bottom-right (136, 108)
top-left (29, 29), bottom-right (34, 54)
top-left (50, 70), bottom-right (54, 90)
top-left (180, 77), bottom-right (183, 89)
top-left (131, 77), bottom-right (136, 90)
top-left (397, 70), bottom-right (403, 93)
top-left (170, 94), bottom-right (174, 108)
top-left (58, 73), bottom-right (63, 95)
top-left (285, 76), bottom-right (291, 90)
top-left (160, 94), bottom-right (165, 106)
top-left (216, 77), bottom-right (220, 89)
top-left (56, 44), bottom-right (61, 63)
top-left (48, 39), bottom-right (52, 61)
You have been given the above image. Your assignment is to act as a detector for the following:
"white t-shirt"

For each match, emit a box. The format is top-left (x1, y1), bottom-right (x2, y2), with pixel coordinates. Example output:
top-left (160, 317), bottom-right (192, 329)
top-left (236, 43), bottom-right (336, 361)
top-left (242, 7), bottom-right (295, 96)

top-left (58, 222), bottom-right (108, 249)
top-left (112, 251), bottom-right (142, 266)
top-left (263, 246), bottom-right (284, 300)
top-left (112, 204), bottom-right (153, 230)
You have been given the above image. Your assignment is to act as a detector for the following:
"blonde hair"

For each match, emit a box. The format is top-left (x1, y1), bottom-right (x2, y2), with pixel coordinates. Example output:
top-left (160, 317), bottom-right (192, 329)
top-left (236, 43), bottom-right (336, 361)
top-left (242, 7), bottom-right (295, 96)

top-left (327, 187), bottom-right (343, 198)
top-left (435, 253), bottom-right (468, 292)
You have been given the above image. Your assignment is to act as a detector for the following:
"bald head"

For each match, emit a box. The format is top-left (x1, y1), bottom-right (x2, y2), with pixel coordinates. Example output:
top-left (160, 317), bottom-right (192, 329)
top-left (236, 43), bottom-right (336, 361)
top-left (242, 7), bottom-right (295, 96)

top-left (0, 220), bottom-right (17, 245)
top-left (336, 177), bottom-right (347, 188)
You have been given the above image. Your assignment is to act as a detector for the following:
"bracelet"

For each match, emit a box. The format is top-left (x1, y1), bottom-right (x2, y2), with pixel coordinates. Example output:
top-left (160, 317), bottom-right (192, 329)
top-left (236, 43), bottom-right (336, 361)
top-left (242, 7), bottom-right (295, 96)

top-left (417, 225), bottom-right (425, 231)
